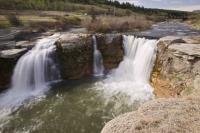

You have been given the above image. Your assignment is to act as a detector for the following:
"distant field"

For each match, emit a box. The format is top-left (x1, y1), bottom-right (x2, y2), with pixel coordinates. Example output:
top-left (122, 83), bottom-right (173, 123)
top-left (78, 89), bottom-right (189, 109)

top-left (0, 10), bottom-right (155, 33)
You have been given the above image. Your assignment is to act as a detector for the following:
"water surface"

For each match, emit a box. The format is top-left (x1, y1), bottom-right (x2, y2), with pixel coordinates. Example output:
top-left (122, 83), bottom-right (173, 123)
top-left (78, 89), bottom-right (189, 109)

top-left (0, 78), bottom-right (138, 133)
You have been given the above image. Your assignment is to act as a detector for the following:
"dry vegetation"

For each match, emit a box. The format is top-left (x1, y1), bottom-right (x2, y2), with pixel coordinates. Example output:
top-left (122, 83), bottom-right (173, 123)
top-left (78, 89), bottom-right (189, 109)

top-left (0, 8), bottom-right (154, 33)
top-left (82, 15), bottom-right (153, 33)
top-left (187, 13), bottom-right (200, 30)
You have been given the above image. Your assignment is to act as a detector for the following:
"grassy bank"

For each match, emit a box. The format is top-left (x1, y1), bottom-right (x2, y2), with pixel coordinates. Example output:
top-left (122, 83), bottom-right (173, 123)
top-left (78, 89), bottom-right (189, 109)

top-left (0, 10), bottom-right (154, 33)
top-left (187, 13), bottom-right (200, 30)
top-left (82, 15), bottom-right (152, 33)
top-left (0, 0), bottom-right (189, 32)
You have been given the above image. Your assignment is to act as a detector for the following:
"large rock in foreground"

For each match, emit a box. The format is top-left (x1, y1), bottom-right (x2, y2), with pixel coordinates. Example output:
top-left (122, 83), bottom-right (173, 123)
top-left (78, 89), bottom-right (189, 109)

top-left (102, 98), bottom-right (200, 133)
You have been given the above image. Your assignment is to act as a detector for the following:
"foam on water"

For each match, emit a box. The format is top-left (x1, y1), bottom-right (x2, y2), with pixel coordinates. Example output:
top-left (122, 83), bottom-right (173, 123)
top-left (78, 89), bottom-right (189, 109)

top-left (0, 34), bottom-right (60, 116)
top-left (97, 35), bottom-right (157, 102)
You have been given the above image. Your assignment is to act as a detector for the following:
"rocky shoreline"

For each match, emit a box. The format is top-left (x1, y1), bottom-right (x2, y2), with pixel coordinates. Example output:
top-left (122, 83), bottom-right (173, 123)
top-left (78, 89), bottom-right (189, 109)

top-left (0, 32), bottom-right (124, 90)
top-left (0, 29), bottom-right (200, 132)
top-left (102, 35), bottom-right (200, 133)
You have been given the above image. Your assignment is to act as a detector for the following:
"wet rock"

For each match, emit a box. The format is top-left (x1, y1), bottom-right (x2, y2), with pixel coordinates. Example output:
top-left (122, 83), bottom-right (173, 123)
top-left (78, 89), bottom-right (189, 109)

top-left (56, 33), bottom-right (124, 79)
top-left (0, 48), bottom-right (27, 90)
top-left (96, 34), bottom-right (123, 71)
top-left (0, 48), bottom-right (27, 59)
top-left (56, 33), bottom-right (93, 79)
top-left (0, 41), bottom-right (16, 50)
top-left (101, 98), bottom-right (200, 133)
top-left (15, 41), bottom-right (35, 49)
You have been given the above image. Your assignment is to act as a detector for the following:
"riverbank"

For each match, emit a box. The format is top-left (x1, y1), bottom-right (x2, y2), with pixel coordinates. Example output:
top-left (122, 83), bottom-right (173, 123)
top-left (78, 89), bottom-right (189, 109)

top-left (0, 21), bottom-right (200, 132)
top-left (102, 35), bottom-right (200, 133)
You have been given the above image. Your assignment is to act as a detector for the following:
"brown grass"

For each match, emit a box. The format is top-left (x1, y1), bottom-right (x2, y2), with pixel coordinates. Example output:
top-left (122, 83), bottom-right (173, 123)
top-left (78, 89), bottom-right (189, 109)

top-left (82, 15), bottom-right (153, 33)
top-left (187, 13), bottom-right (200, 30)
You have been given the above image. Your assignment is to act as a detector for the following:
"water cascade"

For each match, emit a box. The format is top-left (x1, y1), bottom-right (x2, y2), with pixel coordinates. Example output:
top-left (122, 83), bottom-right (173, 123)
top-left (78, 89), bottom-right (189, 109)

top-left (92, 35), bottom-right (104, 77)
top-left (99, 35), bottom-right (157, 102)
top-left (0, 34), bottom-right (60, 110)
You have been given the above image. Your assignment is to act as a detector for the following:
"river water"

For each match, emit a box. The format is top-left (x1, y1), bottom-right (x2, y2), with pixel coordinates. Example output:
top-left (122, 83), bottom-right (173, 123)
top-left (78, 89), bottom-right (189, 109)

top-left (0, 79), bottom-right (137, 133)
top-left (137, 21), bottom-right (200, 38)
top-left (0, 21), bottom-right (196, 133)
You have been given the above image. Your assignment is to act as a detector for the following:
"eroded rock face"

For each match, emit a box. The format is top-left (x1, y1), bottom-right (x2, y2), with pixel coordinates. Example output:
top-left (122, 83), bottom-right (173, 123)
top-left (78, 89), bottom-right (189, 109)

top-left (56, 33), bottom-right (93, 79)
top-left (96, 34), bottom-right (123, 71)
top-left (0, 32), bottom-right (124, 89)
top-left (0, 48), bottom-right (27, 90)
top-left (152, 36), bottom-right (200, 97)
top-left (101, 98), bottom-right (200, 133)
top-left (56, 33), bottom-right (123, 79)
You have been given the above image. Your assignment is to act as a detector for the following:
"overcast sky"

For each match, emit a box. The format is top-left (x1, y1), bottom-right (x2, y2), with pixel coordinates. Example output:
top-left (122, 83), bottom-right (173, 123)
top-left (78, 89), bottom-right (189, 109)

top-left (117, 0), bottom-right (200, 11)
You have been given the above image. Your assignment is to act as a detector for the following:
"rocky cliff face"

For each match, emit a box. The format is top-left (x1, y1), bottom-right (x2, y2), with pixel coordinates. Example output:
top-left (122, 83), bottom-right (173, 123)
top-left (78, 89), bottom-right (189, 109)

top-left (101, 35), bottom-right (200, 133)
top-left (56, 33), bottom-right (93, 79)
top-left (0, 48), bottom-right (27, 90)
top-left (0, 33), bottom-right (123, 89)
top-left (152, 36), bottom-right (200, 97)
top-left (56, 33), bottom-right (123, 79)
top-left (96, 34), bottom-right (124, 71)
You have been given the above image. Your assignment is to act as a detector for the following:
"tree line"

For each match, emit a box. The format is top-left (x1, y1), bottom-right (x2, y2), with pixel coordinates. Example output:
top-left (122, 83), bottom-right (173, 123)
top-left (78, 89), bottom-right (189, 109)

top-left (0, 0), bottom-right (189, 19)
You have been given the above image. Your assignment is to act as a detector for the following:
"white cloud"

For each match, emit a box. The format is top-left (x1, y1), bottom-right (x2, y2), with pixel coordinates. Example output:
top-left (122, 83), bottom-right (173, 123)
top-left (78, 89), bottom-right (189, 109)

top-left (171, 5), bottom-right (200, 11)
top-left (117, 0), bottom-right (200, 11)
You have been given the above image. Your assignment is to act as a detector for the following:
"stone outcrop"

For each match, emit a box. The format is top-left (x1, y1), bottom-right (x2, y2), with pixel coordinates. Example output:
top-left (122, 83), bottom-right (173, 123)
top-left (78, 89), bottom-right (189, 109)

top-left (101, 98), bottom-right (200, 133)
top-left (102, 35), bottom-right (200, 133)
top-left (96, 34), bottom-right (123, 71)
top-left (56, 33), bottom-right (93, 79)
top-left (152, 36), bottom-right (200, 97)
top-left (0, 48), bottom-right (27, 90)
top-left (56, 33), bottom-right (123, 79)
top-left (0, 32), bottom-right (123, 89)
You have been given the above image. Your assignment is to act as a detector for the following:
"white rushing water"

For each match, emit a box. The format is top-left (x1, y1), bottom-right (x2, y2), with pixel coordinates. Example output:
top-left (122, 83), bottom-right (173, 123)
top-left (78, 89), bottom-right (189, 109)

top-left (0, 34), bottom-right (60, 113)
top-left (93, 35), bottom-right (104, 77)
top-left (98, 35), bottom-right (157, 102)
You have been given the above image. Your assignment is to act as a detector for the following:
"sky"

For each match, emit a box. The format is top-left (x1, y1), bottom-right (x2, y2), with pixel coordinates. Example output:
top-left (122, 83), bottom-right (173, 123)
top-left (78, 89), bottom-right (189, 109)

top-left (117, 0), bottom-right (200, 11)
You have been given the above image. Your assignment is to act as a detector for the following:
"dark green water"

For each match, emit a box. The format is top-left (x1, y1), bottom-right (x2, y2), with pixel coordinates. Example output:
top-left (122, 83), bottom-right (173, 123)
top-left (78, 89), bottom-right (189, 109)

top-left (0, 78), bottom-right (137, 133)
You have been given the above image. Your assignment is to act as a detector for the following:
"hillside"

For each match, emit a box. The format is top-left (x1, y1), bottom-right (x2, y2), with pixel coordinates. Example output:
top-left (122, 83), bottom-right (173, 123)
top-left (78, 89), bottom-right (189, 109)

top-left (0, 0), bottom-right (190, 32)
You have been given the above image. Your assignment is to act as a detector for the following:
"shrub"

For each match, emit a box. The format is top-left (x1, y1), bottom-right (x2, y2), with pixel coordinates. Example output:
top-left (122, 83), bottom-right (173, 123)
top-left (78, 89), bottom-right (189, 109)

top-left (6, 14), bottom-right (22, 27)
top-left (82, 15), bottom-right (152, 33)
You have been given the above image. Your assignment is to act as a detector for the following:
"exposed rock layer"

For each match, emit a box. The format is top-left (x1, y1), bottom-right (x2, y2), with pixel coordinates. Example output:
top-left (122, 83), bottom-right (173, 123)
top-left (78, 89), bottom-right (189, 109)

top-left (102, 35), bottom-right (200, 133)
top-left (0, 33), bottom-right (123, 89)
top-left (152, 36), bottom-right (200, 97)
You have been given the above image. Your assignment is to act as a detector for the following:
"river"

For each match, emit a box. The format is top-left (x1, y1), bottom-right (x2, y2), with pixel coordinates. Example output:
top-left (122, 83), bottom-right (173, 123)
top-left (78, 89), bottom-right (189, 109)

top-left (0, 21), bottom-right (199, 133)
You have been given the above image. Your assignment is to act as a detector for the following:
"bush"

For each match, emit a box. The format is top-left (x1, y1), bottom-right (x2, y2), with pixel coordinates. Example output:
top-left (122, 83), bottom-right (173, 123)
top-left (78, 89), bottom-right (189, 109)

top-left (6, 14), bottom-right (22, 26)
top-left (82, 15), bottom-right (152, 33)
top-left (28, 16), bottom-right (82, 31)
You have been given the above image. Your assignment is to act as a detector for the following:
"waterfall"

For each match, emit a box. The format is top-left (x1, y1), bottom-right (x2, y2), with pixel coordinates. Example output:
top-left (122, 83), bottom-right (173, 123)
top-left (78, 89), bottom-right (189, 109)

top-left (98, 35), bottom-right (157, 102)
top-left (0, 34), bottom-right (60, 110)
top-left (93, 35), bottom-right (104, 77)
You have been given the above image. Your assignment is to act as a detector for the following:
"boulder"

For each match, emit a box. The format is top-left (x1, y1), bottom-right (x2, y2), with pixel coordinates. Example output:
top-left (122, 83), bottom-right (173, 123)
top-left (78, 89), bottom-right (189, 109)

top-left (15, 41), bottom-right (35, 49)
top-left (96, 34), bottom-right (124, 71)
top-left (56, 33), bottom-right (124, 79)
top-left (0, 48), bottom-right (27, 59)
top-left (101, 98), bottom-right (200, 133)
top-left (0, 48), bottom-right (27, 90)
top-left (0, 41), bottom-right (16, 50)
top-left (56, 33), bottom-right (93, 79)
